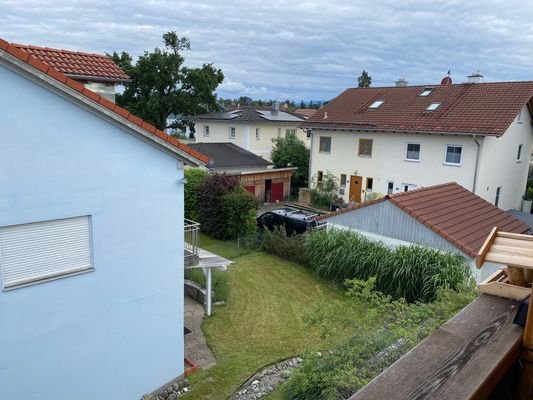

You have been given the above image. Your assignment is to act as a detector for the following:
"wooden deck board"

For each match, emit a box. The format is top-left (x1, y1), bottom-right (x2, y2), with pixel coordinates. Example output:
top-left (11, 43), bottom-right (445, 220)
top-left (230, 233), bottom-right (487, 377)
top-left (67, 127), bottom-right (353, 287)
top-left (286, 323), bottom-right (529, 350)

top-left (351, 295), bottom-right (522, 400)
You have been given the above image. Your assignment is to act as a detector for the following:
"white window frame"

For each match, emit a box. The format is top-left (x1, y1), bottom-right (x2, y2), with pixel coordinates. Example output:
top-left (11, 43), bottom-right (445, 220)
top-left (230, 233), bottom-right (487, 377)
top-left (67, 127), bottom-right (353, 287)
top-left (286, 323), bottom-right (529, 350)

top-left (402, 183), bottom-right (417, 192)
top-left (204, 125), bottom-right (210, 137)
top-left (368, 100), bottom-right (384, 109)
top-left (0, 216), bottom-right (94, 290)
top-left (419, 88), bottom-right (434, 97)
top-left (426, 102), bottom-right (441, 111)
top-left (444, 145), bottom-right (462, 166)
top-left (405, 142), bottom-right (421, 162)
top-left (358, 138), bottom-right (373, 157)
top-left (319, 136), bottom-right (331, 154)
top-left (229, 126), bottom-right (236, 139)
top-left (285, 128), bottom-right (296, 138)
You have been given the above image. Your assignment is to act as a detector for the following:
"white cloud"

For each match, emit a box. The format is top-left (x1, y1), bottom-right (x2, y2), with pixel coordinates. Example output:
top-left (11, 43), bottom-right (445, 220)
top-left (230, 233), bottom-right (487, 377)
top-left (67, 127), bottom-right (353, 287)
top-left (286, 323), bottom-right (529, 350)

top-left (1, 0), bottom-right (533, 100)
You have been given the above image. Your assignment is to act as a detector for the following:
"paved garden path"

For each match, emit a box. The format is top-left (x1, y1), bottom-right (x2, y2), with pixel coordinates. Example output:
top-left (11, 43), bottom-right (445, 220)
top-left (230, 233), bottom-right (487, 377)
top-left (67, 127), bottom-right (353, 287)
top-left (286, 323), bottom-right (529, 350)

top-left (184, 296), bottom-right (217, 370)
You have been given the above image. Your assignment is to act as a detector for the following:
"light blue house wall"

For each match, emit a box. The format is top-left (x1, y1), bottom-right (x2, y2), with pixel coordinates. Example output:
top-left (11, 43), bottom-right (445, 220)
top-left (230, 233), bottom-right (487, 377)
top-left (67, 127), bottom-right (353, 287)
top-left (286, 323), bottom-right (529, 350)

top-left (0, 65), bottom-right (185, 399)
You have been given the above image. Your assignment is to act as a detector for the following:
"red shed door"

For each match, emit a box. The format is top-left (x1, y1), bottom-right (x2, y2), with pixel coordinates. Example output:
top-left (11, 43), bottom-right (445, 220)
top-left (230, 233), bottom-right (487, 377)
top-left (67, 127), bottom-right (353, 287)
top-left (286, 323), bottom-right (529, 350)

top-left (244, 185), bottom-right (255, 196)
top-left (271, 182), bottom-right (284, 203)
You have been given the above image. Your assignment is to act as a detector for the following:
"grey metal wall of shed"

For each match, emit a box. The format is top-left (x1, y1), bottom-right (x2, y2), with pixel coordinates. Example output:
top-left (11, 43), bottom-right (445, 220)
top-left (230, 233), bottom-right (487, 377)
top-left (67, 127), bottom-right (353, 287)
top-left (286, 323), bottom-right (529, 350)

top-left (326, 200), bottom-right (499, 281)
top-left (327, 201), bottom-right (463, 252)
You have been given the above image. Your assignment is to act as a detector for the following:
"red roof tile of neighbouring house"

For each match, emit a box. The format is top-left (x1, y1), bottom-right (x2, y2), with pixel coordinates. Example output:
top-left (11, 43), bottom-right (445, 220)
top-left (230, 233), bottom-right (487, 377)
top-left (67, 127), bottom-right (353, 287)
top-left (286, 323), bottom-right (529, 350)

top-left (302, 82), bottom-right (533, 136)
top-left (13, 43), bottom-right (130, 83)
top-left (318, 182), bottom-right (530, 257)
top-left (294, 109), bottom-right (317, 118)
top-left (0, 38), bottom-right (209, 165)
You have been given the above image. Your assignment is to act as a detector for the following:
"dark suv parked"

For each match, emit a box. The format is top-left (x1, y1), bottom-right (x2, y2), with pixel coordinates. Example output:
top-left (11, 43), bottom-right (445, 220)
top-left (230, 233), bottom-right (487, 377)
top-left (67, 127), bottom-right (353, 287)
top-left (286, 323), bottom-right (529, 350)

top-left (257, 207), bottom-right (319, 235)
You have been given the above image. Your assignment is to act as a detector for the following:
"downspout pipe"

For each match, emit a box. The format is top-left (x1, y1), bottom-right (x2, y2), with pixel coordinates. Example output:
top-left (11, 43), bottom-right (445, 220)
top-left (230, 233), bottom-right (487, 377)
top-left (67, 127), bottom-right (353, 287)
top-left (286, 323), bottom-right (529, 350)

top-left (473, 135), bottom-right (481, 193)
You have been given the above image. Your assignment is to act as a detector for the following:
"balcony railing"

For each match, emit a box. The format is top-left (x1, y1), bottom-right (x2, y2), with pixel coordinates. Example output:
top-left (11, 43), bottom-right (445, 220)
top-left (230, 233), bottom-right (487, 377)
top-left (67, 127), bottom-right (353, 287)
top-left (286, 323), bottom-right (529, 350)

top-left (184, 218), bottom-right (200, 267)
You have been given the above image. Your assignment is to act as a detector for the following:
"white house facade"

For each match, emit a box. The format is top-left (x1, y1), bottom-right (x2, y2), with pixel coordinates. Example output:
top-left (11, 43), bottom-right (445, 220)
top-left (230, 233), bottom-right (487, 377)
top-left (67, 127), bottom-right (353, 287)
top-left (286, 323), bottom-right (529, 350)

top-left (303, 79), bottom-right (533, 211)
top-left (190, 106), bottom-right (309, 160)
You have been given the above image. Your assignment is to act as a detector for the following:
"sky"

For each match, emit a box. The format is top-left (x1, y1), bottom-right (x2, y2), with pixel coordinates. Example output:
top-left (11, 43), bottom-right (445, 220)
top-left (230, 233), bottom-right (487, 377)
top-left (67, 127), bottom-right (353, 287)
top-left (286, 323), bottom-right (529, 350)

top-left (1, 0), bottom-right (533, 102)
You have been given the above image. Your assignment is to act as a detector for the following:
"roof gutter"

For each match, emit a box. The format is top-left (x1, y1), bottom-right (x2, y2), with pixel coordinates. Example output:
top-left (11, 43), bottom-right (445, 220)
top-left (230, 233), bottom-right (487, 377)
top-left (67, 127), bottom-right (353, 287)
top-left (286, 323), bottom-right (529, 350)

top-left (473, 135), bottom-right (482, 193)
top-left (300, 125), bottom-right (502, 137)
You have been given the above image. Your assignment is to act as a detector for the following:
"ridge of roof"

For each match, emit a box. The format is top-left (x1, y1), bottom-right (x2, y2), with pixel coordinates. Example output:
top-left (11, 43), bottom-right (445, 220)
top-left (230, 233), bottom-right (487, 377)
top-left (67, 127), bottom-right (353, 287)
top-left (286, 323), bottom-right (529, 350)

top-left (13, 42), bottom-right (130, 83)
top-left (317, 182), bottom-right (530, 257)
top-left (0, 38), bottom-right (209, 165)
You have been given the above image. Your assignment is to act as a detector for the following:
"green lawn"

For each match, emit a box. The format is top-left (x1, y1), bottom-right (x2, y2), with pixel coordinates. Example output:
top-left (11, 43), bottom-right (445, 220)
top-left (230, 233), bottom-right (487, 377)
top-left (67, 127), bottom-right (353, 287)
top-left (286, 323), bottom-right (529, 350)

top-left (183, 235), bottom-right (367, 399)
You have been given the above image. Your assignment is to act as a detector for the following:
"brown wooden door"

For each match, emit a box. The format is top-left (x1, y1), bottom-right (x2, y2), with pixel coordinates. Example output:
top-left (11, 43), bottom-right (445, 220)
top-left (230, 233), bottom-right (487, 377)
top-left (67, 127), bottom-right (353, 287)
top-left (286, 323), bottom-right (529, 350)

top-left (349, 175), bottom-right (362, 203)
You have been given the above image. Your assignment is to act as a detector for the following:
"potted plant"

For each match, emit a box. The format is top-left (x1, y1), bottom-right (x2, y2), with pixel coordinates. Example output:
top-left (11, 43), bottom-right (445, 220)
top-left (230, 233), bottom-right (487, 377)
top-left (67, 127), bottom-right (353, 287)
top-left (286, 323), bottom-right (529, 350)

top-left (522, 187), bottom-right (533, 213)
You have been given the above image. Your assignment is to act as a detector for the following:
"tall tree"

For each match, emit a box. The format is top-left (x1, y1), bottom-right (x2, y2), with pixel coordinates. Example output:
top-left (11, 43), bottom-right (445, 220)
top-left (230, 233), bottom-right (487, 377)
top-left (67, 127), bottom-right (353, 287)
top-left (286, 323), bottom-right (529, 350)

top-left (271, 135), bottom-right (310, 192)
top-left (357, 70), bottom-right (372, 88)
top-left (110, 32), bottom-right (224, 132)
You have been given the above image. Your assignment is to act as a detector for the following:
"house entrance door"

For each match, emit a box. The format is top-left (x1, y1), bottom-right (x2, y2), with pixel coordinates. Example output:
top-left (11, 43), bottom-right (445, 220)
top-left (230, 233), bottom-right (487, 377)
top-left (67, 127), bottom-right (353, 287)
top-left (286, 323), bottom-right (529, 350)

top-left (349, 175), bottom-right (362, 203)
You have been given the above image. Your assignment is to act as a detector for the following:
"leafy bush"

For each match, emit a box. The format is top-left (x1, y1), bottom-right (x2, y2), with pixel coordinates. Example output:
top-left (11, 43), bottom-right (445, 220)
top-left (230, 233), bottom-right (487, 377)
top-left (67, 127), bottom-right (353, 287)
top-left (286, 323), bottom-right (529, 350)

top-left (198, 173), bottom-right (257, 240)
top-left (184, 268), bottom-right (229, 302)
top-left (303, 228), bottom-right (472, 303)
top-left (262, 227), bottom-right (309, 265)
top-left (184, 168), bottom-right (208, 221)
top-left (271, 135), bottom-right (310, 191)
top-left (219, 190), bottom-right (257, 239)
top-left (283, 278), bottom-right (475, 399)
top-left (311, 171), bottom-right (339, 208)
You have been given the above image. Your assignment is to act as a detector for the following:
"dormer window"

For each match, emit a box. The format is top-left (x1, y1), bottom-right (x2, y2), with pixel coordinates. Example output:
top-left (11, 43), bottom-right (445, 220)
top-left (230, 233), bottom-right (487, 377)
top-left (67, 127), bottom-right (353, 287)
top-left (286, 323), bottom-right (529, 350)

top-left (426, 102), bottom-right (441, 111)
top-left (419, 88), bottom-right (434, 97)
top-left (368, 100), bottom-right (384, 109)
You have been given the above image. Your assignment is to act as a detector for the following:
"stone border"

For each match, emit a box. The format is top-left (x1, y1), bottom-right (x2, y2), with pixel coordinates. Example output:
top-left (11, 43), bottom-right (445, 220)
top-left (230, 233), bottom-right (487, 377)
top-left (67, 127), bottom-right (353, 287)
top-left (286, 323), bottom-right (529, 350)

top-left (232, 356), bottom-right (304, 399)
top-left (184, 279), bottom-right (213, 305)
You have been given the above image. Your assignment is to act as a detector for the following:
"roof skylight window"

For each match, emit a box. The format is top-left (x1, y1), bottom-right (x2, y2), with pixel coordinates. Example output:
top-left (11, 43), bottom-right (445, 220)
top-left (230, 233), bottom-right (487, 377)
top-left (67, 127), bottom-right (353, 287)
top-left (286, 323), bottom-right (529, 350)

top-left (419, 88), bottom-right (434, 97)
top-left (426, 102), bottom-right (441, 111)
top-left (368, 100), bottom-right (384, 109)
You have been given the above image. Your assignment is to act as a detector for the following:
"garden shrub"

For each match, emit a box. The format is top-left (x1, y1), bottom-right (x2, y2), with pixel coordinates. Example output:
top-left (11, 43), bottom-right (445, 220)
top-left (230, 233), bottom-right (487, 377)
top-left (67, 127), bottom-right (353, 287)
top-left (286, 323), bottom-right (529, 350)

top-left (283, 278), bottom-right (476, 399)
top-left (184, 168), bottom-right (208, 221)
top-left (311, 171), bottom-right (339, 208)
top-left (262, 227), bottom-right (309, 265)
top-left (303, 228), bottom-right (473, 303)
top-left (219, 190), bottom-right (257, 239)
top-left (184, 268), bottom-right (229, 302)
top-left (198, 173), bottom-right (257, 240)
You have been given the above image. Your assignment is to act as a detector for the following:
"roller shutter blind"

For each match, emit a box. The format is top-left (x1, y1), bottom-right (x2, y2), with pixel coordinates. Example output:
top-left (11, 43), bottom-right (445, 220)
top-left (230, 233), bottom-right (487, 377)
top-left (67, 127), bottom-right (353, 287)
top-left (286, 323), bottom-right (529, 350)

top-left (0, 216), bottom-right (93, 289)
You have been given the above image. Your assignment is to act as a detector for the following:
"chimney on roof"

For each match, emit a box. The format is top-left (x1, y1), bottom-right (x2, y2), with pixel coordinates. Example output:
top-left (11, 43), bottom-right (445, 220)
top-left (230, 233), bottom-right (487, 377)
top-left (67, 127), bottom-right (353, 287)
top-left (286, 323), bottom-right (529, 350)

top-left (272, 101), bottom-right (279, 115)
top-left (441, 70), bottom-right (453, 85)
top-left (467, 70), bottom-right (484, 83)
top-left (395, 78), bottom-right (408, 87)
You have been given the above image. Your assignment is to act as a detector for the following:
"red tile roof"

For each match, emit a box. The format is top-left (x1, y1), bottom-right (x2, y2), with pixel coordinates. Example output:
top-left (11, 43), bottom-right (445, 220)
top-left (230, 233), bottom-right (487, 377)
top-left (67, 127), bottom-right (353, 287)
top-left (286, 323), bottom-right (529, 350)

top-left (294, 109), bottom-right (317, 118)
top-left (0, 38), bottom-right (209, 165)
top-left (303, 82), bottom-right (533, 136)
top-left (13, 43), bottom-right (130, 83)
top-left (318, 182), bottom-right (530, 257)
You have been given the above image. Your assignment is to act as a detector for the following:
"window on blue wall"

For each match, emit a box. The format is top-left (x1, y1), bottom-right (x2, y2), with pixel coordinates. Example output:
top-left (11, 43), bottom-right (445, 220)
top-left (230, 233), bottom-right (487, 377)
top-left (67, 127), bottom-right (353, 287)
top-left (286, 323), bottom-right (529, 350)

top-left (0, 216), bottom-right (94, 290)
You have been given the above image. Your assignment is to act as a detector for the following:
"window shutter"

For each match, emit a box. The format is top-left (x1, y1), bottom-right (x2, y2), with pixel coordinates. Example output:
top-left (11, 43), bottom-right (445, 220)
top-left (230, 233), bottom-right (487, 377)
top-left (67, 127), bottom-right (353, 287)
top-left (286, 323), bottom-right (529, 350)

top-left (0, 216), bottom-right (93, 289)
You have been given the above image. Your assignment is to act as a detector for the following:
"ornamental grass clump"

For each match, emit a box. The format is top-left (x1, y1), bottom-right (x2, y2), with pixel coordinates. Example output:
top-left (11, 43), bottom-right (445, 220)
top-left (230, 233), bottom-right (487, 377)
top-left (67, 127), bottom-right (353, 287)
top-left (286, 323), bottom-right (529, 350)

top-left (303, 228), bottom-right (472, 303)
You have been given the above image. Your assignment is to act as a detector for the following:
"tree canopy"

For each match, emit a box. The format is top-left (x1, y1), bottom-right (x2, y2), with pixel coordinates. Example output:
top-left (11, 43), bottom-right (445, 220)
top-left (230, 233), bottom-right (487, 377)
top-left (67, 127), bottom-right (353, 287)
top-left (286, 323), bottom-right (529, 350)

top-left (271, 135), bottom-right (310, 191)
top-left (357, 70), bottom-right (372, 88)
top-left (110, 32), bottom-right (224, 133)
